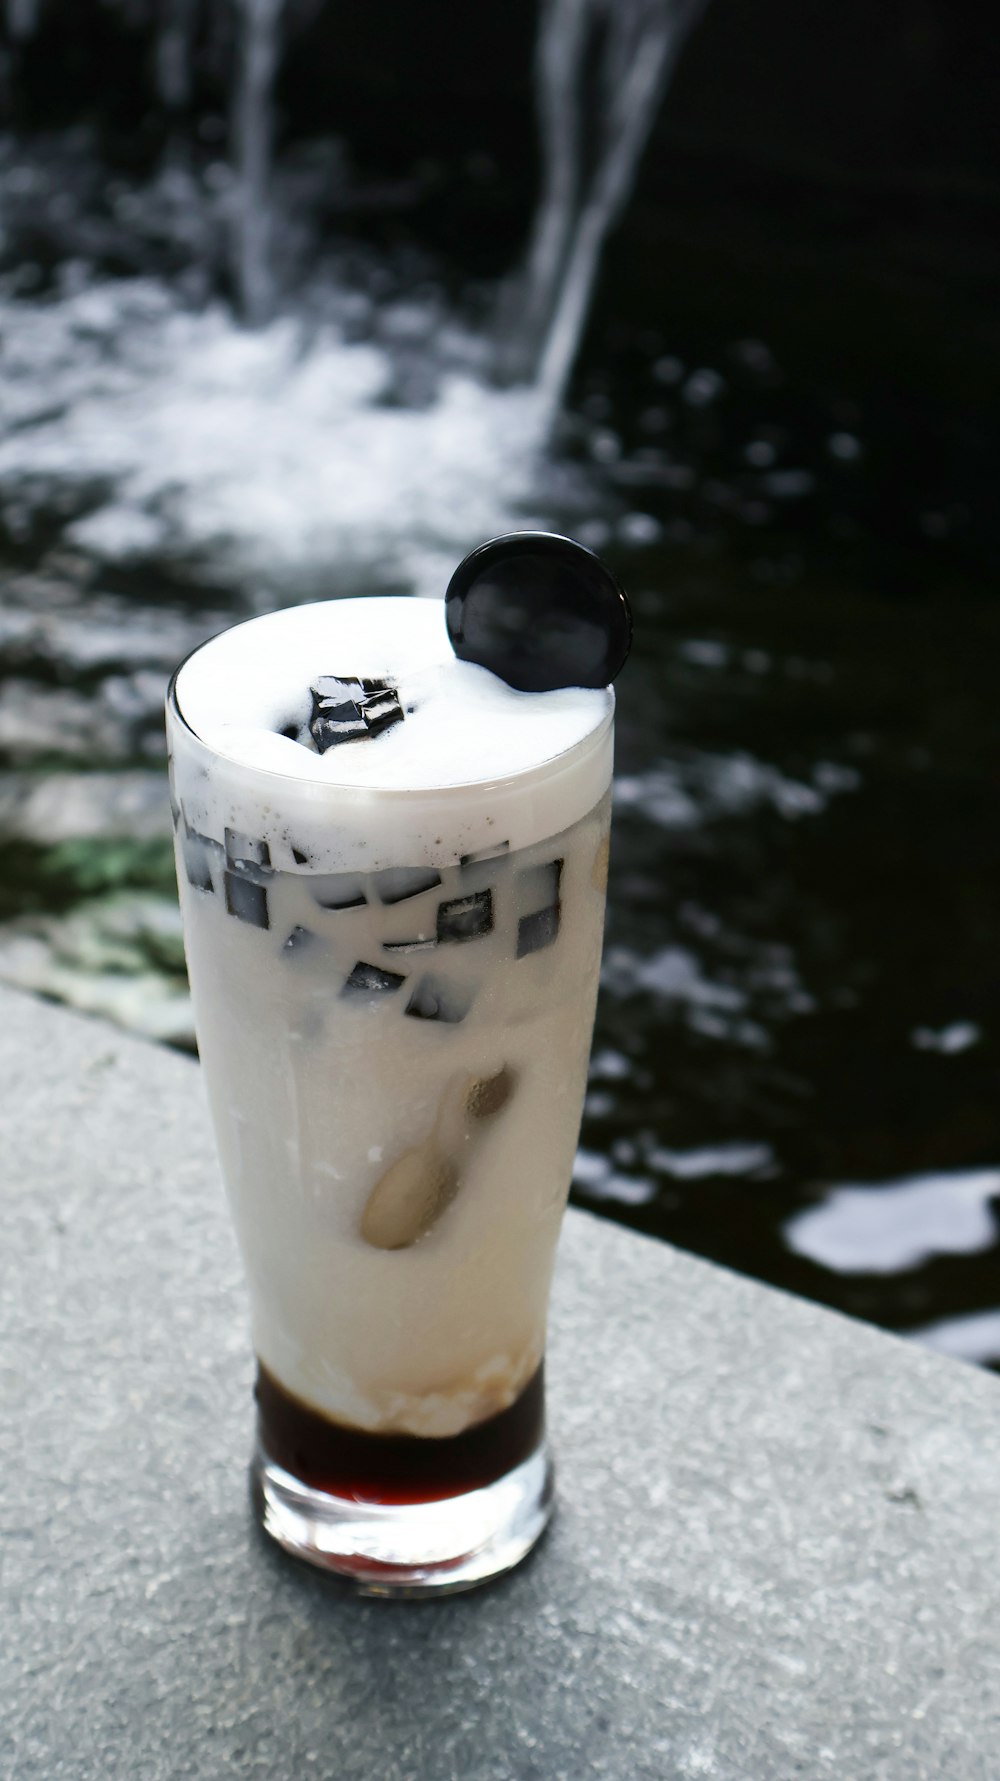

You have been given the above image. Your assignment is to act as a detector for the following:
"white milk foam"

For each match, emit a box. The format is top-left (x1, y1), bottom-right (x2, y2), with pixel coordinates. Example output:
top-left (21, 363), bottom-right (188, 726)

top-left (173, 597), bottom-right (613, 871)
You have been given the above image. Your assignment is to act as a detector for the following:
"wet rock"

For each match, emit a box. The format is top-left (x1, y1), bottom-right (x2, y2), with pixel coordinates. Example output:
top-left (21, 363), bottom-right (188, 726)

top-left (0, 891), bottom-right (193, 1048)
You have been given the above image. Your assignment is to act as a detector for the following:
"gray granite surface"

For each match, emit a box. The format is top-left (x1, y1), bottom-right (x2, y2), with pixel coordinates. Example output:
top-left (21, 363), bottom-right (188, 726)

top-left (2, 983), bottom-right (999, 1781)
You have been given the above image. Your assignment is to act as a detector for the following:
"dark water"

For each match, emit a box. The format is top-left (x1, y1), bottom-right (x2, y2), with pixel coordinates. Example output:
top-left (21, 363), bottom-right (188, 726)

top-left (1, 92), bottom-right (999, 1368)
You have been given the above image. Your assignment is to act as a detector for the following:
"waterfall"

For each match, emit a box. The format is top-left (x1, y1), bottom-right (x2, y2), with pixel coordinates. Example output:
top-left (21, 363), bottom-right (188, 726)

top-left (5, 0), bottom-right (40, 39)
top-left (3, 0), bottom-right (702, 393)
top-left (230, 0), bottom-right (283, 326)
top-left (512, 0), bottom-right (709, 415)
top-left (156, 0), bottom-right (199, 112)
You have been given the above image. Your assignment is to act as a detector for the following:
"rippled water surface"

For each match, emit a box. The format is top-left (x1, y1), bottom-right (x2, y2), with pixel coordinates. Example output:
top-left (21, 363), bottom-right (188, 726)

top-left (2, 139), bottom-right (999, 1369)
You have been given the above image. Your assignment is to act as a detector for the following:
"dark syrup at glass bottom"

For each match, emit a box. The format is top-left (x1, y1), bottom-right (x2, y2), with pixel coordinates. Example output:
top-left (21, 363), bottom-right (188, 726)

top-left (255, 1361), bottom-right (545, 1506)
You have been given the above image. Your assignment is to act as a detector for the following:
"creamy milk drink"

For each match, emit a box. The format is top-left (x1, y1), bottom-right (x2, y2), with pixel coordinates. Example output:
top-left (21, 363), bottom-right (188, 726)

top-left (167, 534), bottom-right (629, 1593)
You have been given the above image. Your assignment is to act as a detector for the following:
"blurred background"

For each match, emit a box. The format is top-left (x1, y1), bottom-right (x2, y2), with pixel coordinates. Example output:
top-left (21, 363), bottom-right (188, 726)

top-left (2, 0), bottom-right (999, 1365)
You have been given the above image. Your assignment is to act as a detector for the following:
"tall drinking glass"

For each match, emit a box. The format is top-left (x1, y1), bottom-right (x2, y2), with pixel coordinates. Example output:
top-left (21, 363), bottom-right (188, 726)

top-left (167, 595), bottom-right (614, 1594)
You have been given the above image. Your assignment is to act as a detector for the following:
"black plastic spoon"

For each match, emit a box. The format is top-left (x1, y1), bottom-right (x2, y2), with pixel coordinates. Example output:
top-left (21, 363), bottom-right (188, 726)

top-left (445, 531), bottom-right (632, 693)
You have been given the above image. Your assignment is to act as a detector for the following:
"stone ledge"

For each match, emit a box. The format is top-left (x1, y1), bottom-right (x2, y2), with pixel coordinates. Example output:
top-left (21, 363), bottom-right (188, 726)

top-left (2, 983), bottom-right (998, 1781)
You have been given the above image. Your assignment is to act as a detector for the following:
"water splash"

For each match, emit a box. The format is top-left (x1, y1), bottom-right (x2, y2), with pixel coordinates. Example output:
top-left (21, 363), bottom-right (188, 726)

top-left (0, 275), bottom-right (561, 592)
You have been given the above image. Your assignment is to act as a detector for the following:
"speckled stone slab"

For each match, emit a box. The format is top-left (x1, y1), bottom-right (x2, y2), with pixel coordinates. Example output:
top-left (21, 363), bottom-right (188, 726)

top-left (2, 984), bottom-right (999, 1781)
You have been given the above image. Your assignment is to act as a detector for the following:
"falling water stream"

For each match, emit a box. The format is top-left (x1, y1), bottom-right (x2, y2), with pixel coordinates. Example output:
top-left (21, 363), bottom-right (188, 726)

top-left (230, 0), bottom-right (282, 324)
top-left (155, 0), bottom-right (199, 113)
top-left (509, 0), bottom-right (710, 411)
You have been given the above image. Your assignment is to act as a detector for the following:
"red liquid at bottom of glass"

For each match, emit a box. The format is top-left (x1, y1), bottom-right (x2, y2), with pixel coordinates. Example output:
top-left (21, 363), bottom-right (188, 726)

top-left (255, 1361), bottom-right (545, 1507)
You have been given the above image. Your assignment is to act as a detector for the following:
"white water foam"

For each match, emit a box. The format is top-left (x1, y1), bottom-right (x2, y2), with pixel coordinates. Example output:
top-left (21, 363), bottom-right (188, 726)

top-left (0, 277), bottom-right (565, 597)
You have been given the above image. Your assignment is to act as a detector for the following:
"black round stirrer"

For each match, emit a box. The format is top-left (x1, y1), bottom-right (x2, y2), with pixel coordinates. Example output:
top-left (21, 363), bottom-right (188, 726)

top-left (445, 531), bottom-right (632, 693)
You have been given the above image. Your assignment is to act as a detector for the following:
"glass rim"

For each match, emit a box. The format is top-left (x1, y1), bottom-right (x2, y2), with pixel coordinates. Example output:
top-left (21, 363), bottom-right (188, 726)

top-left (167, 614), bottom-right (615, 803)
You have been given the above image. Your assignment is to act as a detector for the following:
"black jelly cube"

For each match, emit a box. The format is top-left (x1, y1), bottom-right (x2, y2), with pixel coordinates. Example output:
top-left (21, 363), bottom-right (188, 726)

top-left (436, 889), bottom-right (493, 943)
top-left (361, 685), bottom-right (404, 736)
top-left (309, 675), bottom-right (404, 752)
top-left (313, 707), bottom-right (368, 750)
top-left (182, 830), bottom-right (218, 894)
top-left (313, 674), bottom-right (363, 708)
top-left (382, 935), bottom-right (436, 954)
top-left (312, 873), bottom-right (366, 911)
top-left (517, 859), bottom-right (562, 912)
top-left (374, 867), bottom-right (442, 906)
top-left (283, 926), bottom-right (321, 957)
top-left (364, 701), bottom-right (402, 738)
top-left (225, 828), bottom-right (271, 874)
top-left (405, 975), bottom-right (474, 1024)
top-left (224, 872), bottom-right (269, 929)
top-left (341, 961), bottom-right (406, 997)
top-left (517, 903), bottom-right (560, 958)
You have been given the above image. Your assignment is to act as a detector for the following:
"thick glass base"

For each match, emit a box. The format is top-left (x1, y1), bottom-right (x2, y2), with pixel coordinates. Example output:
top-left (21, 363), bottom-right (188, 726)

top-left (250, 1439), bottom-right (554, 1597)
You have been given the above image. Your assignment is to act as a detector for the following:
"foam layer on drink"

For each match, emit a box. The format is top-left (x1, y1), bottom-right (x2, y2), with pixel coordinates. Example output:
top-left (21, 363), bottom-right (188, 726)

top-left (172, 597), bottom-right (612, 871)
